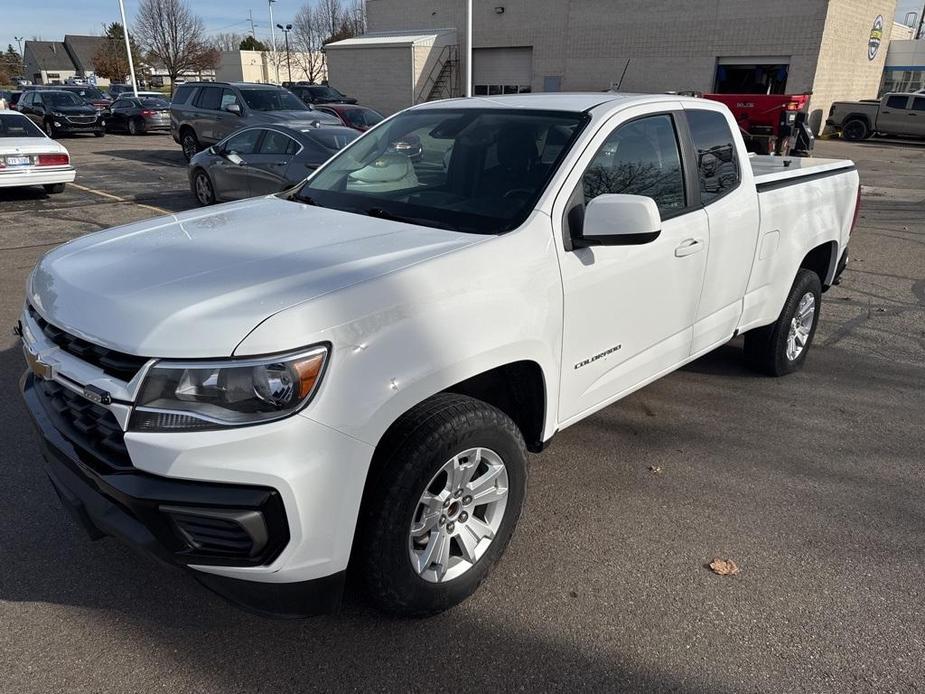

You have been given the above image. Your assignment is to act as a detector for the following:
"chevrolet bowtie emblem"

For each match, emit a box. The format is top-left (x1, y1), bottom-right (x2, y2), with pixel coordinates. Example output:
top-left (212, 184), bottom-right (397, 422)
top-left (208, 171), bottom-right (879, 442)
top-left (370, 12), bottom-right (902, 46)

top-left (23, 345), bottom-right (58, 381)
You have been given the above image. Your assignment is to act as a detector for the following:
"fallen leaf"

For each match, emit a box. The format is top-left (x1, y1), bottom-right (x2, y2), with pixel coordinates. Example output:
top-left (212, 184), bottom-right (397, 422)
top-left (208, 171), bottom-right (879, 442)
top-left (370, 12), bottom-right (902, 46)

top-left (648, 465), bottom-right (662, 474)
top-left (709, 558), bottom-right (739, 576)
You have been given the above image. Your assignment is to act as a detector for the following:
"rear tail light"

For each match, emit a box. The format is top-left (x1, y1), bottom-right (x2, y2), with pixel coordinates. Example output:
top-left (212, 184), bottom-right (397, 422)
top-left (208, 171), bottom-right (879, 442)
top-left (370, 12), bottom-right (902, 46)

top-left (141, 109), bottom-right (154, 117)
top-left (37, 153), bottom-right (70, 167)
top-left (786, 101), bottom-right (800, 111)
top-left (849, 187), bottom-right (862, 234)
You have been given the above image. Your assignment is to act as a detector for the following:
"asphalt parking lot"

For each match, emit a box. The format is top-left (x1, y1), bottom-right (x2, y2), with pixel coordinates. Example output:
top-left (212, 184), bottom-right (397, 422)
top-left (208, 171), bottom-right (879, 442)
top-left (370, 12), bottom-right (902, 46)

top-left (1, 132), bottom-right (923, 693)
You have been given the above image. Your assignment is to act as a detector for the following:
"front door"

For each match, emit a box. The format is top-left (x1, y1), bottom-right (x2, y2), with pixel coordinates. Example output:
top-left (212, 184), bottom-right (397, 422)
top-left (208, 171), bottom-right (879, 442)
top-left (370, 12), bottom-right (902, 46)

top-left (878, 95), bottom-right (912, 135)
top-left (213, 128), bottom-right (264, 200)
top-left (243, 128), bottom-right (299, 195)
top-left (556, 109), bottom-right (709, 424)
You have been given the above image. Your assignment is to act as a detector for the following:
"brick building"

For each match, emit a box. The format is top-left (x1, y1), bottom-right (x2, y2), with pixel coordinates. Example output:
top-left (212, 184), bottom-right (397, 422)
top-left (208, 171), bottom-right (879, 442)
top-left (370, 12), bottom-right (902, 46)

top-left (327, 0), bottom-right (901, 131)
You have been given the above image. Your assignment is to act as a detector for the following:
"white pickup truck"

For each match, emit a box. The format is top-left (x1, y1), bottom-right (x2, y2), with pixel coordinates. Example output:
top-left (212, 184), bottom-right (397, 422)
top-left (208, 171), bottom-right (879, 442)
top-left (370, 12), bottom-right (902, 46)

top-left (18, 93), bottom-right (859, 617)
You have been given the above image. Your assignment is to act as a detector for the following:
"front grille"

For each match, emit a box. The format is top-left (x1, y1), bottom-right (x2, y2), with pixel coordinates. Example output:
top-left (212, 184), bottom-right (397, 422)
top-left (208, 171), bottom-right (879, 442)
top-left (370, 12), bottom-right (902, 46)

top-left (65, 115), bottom-right (97, 125)
top-left (28, 306), bottom-right (148, 382)
top-left (36, 378), bottom-right (131, 471)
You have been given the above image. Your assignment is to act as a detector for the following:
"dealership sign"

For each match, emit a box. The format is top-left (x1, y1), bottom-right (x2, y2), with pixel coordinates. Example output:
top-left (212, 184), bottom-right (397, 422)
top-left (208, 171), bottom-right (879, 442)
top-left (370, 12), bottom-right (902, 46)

top-left (868, 16), bottom-right (883, 61)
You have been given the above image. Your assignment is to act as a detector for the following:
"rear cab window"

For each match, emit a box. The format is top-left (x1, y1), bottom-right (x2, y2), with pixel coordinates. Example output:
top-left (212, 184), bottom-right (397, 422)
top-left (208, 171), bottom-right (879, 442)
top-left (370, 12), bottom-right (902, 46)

top-left (685, 110), bottom-right (740, 204)
top-left (172, 85), bottom-right (196, 105)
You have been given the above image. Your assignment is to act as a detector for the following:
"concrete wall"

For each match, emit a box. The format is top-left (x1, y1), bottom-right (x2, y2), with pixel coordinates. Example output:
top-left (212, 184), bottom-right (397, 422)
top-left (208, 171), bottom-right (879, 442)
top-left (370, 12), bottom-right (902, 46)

top-left (327, 45), bottom-right (413, 114)
top-left (810, 1), bottom-right (900, 132)
top-left (215, 51), bottom-right (327, 84)
top-left (366, 0), bottom-right (833, 95)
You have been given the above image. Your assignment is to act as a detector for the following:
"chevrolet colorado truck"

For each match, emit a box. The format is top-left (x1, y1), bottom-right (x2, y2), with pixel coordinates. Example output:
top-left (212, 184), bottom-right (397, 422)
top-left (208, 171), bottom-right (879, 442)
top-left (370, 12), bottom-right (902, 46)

top-left (18, 93), bottom-right (859, 617)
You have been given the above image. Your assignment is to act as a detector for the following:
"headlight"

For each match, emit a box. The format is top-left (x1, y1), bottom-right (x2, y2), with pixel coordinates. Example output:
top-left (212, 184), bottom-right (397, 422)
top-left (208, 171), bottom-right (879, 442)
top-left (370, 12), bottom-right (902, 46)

top-left (130, 346), bottom-right (328, 432)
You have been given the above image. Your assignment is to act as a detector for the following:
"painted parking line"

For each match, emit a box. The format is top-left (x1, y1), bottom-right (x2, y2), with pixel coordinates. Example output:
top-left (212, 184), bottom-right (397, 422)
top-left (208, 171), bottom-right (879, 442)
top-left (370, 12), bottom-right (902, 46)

top-left (69, 182), bottom-right (170, 216)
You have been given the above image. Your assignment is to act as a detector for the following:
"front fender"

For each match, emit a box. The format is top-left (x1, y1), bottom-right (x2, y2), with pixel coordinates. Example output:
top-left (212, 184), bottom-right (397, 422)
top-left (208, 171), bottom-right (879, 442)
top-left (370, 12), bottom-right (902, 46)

top-left (234, 213), bottom-right (564, 447)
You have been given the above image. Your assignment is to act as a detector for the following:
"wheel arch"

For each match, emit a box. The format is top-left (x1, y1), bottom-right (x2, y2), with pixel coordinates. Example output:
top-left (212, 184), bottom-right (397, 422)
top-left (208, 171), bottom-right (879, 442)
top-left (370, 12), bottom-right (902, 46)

top-left (842, 113), bottom-right (872, 129)
top-left (800, 240), bottom-right (839, 289)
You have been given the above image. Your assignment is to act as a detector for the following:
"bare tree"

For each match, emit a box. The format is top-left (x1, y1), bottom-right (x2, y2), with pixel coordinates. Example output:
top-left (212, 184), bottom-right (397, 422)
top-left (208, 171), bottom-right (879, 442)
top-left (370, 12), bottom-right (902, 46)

top-left (135, 0), bottom-right (218, 92)
top-left (212, 32), bottom-right (246, 52)
top-left (291, 4), bottom-right (328, 84)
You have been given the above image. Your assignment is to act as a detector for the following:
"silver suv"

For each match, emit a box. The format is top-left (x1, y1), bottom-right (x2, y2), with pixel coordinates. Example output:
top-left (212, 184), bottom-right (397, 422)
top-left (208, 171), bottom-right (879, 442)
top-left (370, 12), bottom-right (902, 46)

top-left (170, 81), bottom-right (340, 160)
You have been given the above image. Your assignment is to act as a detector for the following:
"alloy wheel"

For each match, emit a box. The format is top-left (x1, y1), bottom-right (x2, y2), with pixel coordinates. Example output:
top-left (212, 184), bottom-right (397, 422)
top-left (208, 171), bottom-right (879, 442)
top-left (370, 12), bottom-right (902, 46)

top-left (194, 173), bottom-right (214, 205)
top-left (786, 292), bottom-right (815, 361)
top-left (408, 447), bottom-right (509, 583)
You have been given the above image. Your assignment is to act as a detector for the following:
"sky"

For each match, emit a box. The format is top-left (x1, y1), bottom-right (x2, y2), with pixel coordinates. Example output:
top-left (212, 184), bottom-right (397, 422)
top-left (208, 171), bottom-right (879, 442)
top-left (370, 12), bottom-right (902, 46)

top-left (2, 0), bottom-right (923, 64)
top-left (1, 0), bottom-right (297, 57)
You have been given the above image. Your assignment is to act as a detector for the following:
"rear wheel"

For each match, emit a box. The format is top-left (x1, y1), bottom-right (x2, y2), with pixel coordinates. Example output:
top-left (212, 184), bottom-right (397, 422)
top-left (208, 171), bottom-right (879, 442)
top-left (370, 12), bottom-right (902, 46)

top-left (44, 121), bottom-right (57, 139)
top-left (43, 183), bottom-right (66, 194)
top-left (359, 394), bottom-right (527, 617)
top-left (128, 118), bottom-right (141, 135)
top-left (744, 269), bottom-right (822, 376)
top-left (181, 129), bottom-right (200, 161)
top-left (842, 118), bottom-right (870, 141)
top-left (93, 131), bottom-right (105, 138)
top-left (192, 170), bottom-right (216, 206)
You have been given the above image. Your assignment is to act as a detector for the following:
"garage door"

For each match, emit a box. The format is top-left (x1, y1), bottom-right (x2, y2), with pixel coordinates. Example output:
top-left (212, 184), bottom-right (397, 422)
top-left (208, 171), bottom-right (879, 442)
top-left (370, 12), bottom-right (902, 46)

top-left (473, 47), bottom-right (533, 95)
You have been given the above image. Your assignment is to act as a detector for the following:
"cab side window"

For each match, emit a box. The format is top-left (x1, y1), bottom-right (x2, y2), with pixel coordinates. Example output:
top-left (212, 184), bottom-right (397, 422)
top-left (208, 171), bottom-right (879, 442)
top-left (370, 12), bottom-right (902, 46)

top-left (259, 130), bottom-right (298, 155)
top-left (196, 87), bottom-right (222, 111)
top-left (582, 114), bottom-right (686, 217)
top-left (686, 109), bottom-right (740, 204)
top-left (886, 95), bottom-right (909, 110)
top-left (221, 89), bottom-right (240, 110)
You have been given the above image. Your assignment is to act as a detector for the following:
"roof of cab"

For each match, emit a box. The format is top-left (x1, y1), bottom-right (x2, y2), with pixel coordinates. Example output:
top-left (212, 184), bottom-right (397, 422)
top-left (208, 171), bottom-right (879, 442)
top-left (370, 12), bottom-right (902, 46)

top-left (410, 92), bottom-right (701, 113)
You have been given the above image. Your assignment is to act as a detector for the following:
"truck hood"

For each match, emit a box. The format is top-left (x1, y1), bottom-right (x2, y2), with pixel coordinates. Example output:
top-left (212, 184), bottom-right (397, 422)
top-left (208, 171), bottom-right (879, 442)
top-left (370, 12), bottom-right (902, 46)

top-left (30, 196), bottom-right (482, 359)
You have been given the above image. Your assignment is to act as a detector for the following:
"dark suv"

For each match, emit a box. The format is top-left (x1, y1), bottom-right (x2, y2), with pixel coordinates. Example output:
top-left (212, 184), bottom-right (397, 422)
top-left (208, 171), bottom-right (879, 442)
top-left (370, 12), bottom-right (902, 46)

top-left (170, 81), bottom-right (340, 160)
top-left (287, 83), bottom-right (357, 106)
top-left (17, 89), bottom-right (105, 138)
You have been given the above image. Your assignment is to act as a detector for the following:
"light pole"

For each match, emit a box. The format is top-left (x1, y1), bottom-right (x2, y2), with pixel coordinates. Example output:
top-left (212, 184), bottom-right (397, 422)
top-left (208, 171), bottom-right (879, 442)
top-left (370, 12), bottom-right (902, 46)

top-left (268, 0), bottom-right (280, 84)
top-left (13, 36), bottom-right (24, 77)
top-left (466, 0), bottom-right (472, 97)
top-left (276, 23), bottom-right (293, 84)
top-left (116, 0), bottom-right (139, 97)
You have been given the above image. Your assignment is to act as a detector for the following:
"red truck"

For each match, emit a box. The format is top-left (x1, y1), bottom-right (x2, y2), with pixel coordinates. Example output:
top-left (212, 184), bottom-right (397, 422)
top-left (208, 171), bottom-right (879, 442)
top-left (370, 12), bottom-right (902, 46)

top-left (704, 93), bottom-right (815, 156)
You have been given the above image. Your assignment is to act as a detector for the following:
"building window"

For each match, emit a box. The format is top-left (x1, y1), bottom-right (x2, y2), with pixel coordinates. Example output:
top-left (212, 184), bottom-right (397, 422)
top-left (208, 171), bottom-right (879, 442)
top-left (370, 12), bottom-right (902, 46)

top-left (474, 84), bottom-right (532, 96)
top-left (714, 63), bottom-right (788, 94)
top-left (880, 69), bottom-right (925, 96)
top-left (47, 73), bottom-right (60, 79)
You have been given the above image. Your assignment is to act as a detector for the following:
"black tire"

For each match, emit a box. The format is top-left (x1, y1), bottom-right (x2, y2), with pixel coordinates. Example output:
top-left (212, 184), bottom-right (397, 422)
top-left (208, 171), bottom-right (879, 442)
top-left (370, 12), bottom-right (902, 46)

top-left (192, 169), bottom-right (216, 206)
top-left (93, 131), bottom-right (105, 138)
top-left (43, 183), bottom-right (66, 194)
top-left (744, 269), bottom-right (823, 377)
top-left (44, 121), bottom-right (56, 139)
top-left (842, 118), bottom-right (870, 141)
top-left (128, 118), bottom-right (140, 136)
top-left (181, 129), bottom-right (200, 161)
top-left (358, 393), bottom-right (527, 617)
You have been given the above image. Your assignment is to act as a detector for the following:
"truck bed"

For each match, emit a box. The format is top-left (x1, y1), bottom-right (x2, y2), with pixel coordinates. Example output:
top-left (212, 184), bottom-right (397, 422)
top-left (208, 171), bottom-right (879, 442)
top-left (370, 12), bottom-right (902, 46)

top-left (750, 155), bottom-right (855, 190)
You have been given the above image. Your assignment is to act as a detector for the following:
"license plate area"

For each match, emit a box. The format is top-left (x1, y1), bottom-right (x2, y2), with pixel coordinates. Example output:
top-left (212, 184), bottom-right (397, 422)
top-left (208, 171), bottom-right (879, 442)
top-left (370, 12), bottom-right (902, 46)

top-left (6, 156), bottom-right (32, 167)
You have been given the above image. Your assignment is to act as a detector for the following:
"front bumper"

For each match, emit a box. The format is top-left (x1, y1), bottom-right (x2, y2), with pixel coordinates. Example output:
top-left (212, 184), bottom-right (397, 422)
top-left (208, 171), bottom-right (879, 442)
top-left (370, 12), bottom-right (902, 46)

top-left (20, 371), bottom-right (364, 617)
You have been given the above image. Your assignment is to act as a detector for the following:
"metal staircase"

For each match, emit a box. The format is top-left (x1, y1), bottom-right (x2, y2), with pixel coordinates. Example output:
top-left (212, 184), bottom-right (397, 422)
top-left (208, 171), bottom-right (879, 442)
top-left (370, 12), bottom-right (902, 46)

top-left (416, 45), bottom-right (460, 104)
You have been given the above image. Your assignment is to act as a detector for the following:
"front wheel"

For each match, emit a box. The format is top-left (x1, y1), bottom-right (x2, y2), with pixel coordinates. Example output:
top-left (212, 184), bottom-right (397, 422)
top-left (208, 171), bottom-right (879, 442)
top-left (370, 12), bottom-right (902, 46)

top-left (128, 118), bottom-right (140, 135)
top-left (43, 183), bottom-right (66, 194)
top-left (744, 269), bottom-right (822, 376)
top-left (192, 170), bottom-right (216, 206)
top-left (359, 394), bottom-right (527, 617)
top-left (44, 121), bottom-right (56, 139)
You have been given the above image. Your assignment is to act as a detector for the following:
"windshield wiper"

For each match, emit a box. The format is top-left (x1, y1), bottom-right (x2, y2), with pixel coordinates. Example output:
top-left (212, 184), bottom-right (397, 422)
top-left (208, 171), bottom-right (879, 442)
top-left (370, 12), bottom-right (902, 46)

top-left (365, 207), bottom-right (456, 231)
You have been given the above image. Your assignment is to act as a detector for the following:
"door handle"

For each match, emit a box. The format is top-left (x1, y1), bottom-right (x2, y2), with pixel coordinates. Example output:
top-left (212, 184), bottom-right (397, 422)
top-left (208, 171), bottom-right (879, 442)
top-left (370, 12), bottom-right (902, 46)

top-left (675, 238), bottom-right (705, 257)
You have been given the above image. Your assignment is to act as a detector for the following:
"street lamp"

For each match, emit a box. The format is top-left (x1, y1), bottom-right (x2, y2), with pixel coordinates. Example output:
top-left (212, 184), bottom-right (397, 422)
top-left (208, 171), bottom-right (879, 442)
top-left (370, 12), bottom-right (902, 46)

top-left (276, 24), bottom-right (293, 84)
top-left (466, 0), bottom-right (472, 97)
top-left (268, 0), bottom-right (279, 83)
top-left (116, 0), bottom-right (139, 97)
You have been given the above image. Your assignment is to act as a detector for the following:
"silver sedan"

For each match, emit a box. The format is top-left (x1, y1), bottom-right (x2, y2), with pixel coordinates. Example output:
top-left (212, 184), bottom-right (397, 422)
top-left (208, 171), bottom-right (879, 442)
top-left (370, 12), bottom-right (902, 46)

top-left (189, 124), bottom-right (359, 205)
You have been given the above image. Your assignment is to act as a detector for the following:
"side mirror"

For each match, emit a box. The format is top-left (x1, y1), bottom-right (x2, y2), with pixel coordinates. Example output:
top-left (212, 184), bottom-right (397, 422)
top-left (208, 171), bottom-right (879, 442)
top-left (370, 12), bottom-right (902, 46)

top-left (225, 103), bottom-right (242, 115)
top-left (572, 194), bottom-right (661, 248)
top-left (226, 152), bottom-right (245, 166)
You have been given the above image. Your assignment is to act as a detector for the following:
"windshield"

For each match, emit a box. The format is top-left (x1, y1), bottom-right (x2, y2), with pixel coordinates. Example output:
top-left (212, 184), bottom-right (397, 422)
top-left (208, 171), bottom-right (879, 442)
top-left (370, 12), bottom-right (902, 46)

top-left (45, 92), bottom-right (85, 107)
top-left (67, 87), bottom-right (105, 100)
top-left (309, 86), bottom-right (344, 99)
top-left (140, 98), bottom-right (169, 108)
top-left (303, 128), bottom-right (360, 151)
top-left (344, 107), bottom-right (384, 128)
top-left (296, 108), bottom-right (587, 235)
top-left (0, 113), bottom-right (44, 137)
top-left (240, 88), bottom-right (307, 112)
